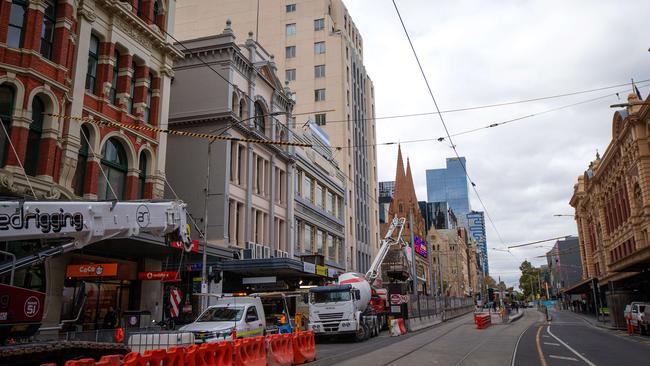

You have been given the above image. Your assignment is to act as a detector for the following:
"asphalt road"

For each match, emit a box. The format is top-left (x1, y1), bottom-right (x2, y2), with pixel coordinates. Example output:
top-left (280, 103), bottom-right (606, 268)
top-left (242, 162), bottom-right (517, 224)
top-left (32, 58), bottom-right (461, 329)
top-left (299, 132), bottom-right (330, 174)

top-left (312, 308), bottom-right (539, 366)
top-left (513, 309), bottom-right (650, 366)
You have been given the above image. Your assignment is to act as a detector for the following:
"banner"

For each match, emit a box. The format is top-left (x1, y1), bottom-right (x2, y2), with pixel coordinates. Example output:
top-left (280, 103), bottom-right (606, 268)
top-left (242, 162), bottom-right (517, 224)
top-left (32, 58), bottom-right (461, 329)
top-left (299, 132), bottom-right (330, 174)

top-left (66, 263), bottom-right (118, 278)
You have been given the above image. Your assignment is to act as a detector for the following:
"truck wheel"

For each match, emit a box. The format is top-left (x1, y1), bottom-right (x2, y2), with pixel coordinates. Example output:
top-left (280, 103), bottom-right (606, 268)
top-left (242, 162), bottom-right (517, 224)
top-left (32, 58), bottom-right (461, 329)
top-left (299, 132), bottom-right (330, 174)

top-left (363, 323), bottom-right (371, 341)
top-left (355, 323), bottom-right (368, 342)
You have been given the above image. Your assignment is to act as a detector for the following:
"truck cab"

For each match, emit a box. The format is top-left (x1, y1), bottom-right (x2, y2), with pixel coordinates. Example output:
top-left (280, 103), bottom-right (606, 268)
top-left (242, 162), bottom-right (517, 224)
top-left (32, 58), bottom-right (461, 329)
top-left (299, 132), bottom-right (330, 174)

top-left (179, 296), bottom-right (265, 343)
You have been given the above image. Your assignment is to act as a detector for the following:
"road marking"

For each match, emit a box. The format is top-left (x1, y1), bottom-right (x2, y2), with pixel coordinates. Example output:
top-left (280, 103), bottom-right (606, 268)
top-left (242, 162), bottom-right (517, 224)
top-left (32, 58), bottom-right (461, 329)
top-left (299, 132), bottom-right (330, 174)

top-left (547, 325), bottom-right (596, 366)
top-left (535, 326), bottom-right (548, 366)
top-left (543, 342), bottom-right (560, 346)
top-left (510, 311), bottom-right (531, 366)
top-left (549, 355), bottom-right (578, 361)
top-left (541, 335), bottom-right (550, 338)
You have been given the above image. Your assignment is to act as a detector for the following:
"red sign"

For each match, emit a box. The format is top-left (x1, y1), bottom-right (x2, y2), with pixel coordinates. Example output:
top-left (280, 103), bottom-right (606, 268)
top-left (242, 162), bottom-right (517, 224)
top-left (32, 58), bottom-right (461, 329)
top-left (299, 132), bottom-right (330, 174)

top-left (138, 271), bottom-right (179, 281)
top-left (0, 284), bottom-right (45, 324)
top-left (66, 263), bottom-right (119, 278)
top-left (170, 239), bottom-right (200, 253)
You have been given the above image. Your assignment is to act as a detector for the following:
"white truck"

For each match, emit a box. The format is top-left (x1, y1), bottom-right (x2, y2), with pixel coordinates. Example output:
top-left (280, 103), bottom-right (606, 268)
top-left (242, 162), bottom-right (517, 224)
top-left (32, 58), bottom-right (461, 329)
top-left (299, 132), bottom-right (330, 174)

top-left (308, 217), bottom-right (406, 342)
top-left (0, 200), bottom-right (192, 364)
top-left (624, 301), bottom-right (650, 334)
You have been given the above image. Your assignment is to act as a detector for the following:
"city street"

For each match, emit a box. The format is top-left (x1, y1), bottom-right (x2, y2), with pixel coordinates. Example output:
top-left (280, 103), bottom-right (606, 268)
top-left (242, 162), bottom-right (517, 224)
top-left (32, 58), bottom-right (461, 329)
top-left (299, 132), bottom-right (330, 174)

top-left (311, 309), bottom-right (650, 365)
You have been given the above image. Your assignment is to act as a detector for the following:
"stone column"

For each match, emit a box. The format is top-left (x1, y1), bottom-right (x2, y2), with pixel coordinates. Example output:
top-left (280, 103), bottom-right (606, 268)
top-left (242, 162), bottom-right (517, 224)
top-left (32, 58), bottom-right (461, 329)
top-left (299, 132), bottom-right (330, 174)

top-left (125, 168), bottom-right (139, 199)
top-left (133, 64), bottom-right (150, 120)
top-left (140, 258), bottom-right (163, 322)
top-left (96, 42), bottom-right (115, 101)
top-left (116, 54), bottom-right (134, 111)
top-left (0, 0), bottom-right (11, 48)
top-left (51, 1), bottom-right (74, 68)
top-left (152, 68), bottom-right (172, 199)
top-left (23, 0), bottom-right (46, 52)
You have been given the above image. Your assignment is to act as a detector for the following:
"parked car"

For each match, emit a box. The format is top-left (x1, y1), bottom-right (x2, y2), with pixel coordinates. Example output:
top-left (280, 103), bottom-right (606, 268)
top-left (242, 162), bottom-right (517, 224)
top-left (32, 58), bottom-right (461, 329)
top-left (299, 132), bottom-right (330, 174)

top-left (625, 302), bottom-right (650, 334)
top-left (179, 296), bottom-right (266, 343)
top-left (640, 306), bottom-right (650, 335)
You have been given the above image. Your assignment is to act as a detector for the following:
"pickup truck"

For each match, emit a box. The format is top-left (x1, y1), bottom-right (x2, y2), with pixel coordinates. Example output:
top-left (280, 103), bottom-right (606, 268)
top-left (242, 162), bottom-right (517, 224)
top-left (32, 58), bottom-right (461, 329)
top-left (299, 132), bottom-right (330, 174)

top-left (179, 296), bottom-right (266, 343)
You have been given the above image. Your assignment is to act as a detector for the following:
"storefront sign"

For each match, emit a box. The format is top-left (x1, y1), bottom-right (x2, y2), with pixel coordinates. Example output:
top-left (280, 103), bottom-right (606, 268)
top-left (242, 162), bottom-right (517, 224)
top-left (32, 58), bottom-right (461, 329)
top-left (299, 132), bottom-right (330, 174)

top-left (303, 262), bottom-right (316, 274)
top-left (170, 239), bottom-right (200, 253)
top-left (316, 265), bottom-right (327, 277)
top-left (66, 263), bottom-right (118, 278)
top-left (243, 276), bottom-right (277, 284)
top-left (137, 271), bottom-right (179, 281)
top-left (414, 235), bottom-right (428, 258)
top-left (327, 268), bottom-right (338, 278)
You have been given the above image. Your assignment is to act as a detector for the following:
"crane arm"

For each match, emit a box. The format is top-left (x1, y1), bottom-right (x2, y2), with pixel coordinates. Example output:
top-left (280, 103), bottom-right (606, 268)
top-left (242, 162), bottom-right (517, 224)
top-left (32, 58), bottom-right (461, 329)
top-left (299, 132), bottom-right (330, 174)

top-left (365, 216), bottom-right (406, 284)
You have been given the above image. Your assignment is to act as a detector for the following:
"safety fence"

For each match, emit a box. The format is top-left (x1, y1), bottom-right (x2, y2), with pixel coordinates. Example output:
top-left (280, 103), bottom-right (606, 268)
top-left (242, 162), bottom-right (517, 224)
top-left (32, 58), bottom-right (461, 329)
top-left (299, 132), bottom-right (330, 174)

top-left (407, 296), bottom-right (475, 319)
top-left (39, 331), bottom-right (316, 366)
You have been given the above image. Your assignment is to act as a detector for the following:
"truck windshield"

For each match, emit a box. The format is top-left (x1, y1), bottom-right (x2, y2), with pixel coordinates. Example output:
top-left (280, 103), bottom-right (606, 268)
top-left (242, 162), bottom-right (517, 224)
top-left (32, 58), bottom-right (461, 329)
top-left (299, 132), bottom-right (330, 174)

top-left (197, 306), bottom-right (244, 322)
top-left (311, 291), bottom-right (351, 303)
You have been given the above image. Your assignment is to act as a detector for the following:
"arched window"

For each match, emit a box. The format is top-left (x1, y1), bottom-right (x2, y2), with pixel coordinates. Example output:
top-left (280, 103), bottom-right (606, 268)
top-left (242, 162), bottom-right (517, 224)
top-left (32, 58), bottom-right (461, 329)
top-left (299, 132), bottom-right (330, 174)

top-left (7, 0), bottom-right (27, 49)
top-left (0, 85), bottom-right (15, 167)
top-left (153, 0), bottom-right (164, 29)
top-left (86, 34), bottom-right (99, 94)
top-left (239, 99), bottom-right (245, 118)
top-left (144, 72), bottom-right (153, 123)
top-left (98, 138), bottom-right (127, 200)
top-left (39, 0), bottom-right (57, 59)
top-left (254, 102), bottom-right (265, 132)
top-left (128, 60), bottom-right (137, 115)
top-left (138, 152), bottom-right (147, 198)
top-left (24, 96), bottom-right (45, 176)
top-left (110, 49), bottom-right (120, 105)
top-left (73, 125), bottom-right (91, 196)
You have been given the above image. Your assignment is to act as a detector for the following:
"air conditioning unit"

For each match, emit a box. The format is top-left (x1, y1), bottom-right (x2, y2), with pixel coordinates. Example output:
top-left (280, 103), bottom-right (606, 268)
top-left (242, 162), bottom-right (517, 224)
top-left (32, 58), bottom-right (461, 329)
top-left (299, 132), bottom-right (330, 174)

top-left (262, 246), bottom-right (271, 259)
top-left (255, 244), bottom-right (263, 259)
top-left (241, 248), bottom-right (253, 259)
top-left (246, 242), bottom-right (256, 251)
top-left (274, 250), bottom-right (289, 258)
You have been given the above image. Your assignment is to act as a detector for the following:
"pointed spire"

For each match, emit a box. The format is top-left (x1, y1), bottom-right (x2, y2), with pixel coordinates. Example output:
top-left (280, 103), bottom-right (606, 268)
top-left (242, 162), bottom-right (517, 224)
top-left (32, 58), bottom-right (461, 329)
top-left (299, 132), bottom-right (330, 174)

top-left (396, 144), bottom-right (405, 182)
top-left (405, 157), bottom-right (417, 204)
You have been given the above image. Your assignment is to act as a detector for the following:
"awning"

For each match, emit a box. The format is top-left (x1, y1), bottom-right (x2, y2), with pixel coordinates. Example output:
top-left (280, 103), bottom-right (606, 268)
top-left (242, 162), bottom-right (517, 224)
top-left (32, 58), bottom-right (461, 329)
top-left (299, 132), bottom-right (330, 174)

top-left (562, 277), bottom-right (595, 295)
top-left (217, 258), bottom-right (333, 279)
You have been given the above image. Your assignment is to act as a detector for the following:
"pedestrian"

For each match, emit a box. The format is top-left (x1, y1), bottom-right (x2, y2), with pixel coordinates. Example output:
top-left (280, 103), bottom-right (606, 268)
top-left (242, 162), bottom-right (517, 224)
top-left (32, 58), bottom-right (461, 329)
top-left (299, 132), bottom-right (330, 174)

top-left (102, 306), bottom-right (118, 329)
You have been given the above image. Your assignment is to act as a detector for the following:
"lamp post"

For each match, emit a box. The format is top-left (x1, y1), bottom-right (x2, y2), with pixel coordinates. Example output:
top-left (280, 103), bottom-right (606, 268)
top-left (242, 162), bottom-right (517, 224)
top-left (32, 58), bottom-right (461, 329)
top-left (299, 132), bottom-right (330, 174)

top-left (200, 111), bottom-right (287, 311)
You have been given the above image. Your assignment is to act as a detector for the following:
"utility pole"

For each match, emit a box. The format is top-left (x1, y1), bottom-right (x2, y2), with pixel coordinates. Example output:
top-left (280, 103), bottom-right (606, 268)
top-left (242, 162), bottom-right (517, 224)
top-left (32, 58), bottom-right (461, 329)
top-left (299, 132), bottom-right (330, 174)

top-left (408, 209), bottom-right (420, 316)
top-left (529, 275), bottom-right (534, 302)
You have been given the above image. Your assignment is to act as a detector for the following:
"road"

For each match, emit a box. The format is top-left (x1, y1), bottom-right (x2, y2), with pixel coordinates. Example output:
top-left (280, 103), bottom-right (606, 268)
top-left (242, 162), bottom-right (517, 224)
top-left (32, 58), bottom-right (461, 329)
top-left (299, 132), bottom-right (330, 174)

top-left (311, 308), bottom-right (650, 365)
top-left (513, 309), bottom-right (650, 365)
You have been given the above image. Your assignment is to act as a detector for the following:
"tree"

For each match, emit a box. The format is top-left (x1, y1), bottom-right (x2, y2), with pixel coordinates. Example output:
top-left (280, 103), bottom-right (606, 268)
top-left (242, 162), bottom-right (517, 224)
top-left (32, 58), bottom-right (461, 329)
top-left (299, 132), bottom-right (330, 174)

top-left (518, 260), bottom-right (541, 300)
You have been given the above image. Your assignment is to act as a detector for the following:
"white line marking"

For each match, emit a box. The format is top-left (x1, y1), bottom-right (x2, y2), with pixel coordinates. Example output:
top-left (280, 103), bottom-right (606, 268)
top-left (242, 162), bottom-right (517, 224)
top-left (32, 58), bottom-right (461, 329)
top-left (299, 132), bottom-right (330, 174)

top-left (549, 355), bottom-right (578, 361)
top-left (543, 342), bottom-right (560, 346)
top-left (511, 311), bottom-right (533, 366)
top-left (542, 335), bottom-right (550, 338)
top-left (547, 325), bottom-right (597, 366)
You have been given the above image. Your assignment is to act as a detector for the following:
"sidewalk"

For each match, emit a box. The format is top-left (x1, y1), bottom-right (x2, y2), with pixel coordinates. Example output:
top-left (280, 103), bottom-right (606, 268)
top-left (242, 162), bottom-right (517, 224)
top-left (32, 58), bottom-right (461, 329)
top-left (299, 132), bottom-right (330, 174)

top-left (554, 309), bottom-right (619, 330)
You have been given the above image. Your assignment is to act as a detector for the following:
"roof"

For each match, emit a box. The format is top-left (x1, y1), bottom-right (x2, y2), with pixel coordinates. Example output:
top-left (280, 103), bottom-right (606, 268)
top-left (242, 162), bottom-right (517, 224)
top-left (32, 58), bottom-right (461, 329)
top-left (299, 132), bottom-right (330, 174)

top-left (209, 296), bottom-right (259, 306)
top-left (309, 284), bottom-right (352, 293)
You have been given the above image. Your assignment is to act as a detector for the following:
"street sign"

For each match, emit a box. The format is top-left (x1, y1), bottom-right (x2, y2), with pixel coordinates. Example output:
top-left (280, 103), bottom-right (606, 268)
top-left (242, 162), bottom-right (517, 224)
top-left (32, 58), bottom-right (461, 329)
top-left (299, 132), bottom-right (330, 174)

top-left (390, 294), bottom-right (402, 305)
top-left (137, 271), bottom-right (178, 281)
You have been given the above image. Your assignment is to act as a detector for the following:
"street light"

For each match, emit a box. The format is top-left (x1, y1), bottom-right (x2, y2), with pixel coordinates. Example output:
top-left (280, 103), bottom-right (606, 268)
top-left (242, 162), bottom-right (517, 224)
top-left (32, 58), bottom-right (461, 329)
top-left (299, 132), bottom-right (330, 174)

top-left (200, 111), bottom-right (287, 311)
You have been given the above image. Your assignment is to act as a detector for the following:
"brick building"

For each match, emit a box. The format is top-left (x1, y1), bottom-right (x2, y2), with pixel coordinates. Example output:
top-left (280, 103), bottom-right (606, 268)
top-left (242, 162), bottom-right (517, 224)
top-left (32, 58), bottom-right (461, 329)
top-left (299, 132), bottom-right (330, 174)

top-left (569, 93), bottom-right (650, 327)
top-left (0, 0), bottom-right (183, 329)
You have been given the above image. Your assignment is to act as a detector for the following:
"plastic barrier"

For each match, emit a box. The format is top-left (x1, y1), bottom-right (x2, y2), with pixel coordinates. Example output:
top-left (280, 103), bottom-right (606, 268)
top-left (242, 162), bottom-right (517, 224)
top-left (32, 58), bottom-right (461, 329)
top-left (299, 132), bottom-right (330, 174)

top-left (266, 333), bottom-right (294, 366)
top-left (121, 352), bottom-right (150, 366)
top-left (234, 336), bottom-right (266, 366)
top-left (389, 318), bottom-right (407, 336)
top-left (63, 359), bottom-right (96, 366)
top-left (397, 319), bottom-right (406, 335)
top-left (199, 341), bottom-right (233, 366)
top-left (96, 355), bottom-right (122, 366)
top-left (292, 331), bottom-right (316, 364)
top-left (475, 313), bottom-right (491, 329)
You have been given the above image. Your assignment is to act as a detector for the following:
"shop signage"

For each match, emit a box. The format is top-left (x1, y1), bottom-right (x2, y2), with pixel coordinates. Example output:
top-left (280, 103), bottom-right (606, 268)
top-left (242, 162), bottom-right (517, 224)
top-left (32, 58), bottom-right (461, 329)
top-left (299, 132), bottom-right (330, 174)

top-left (243, 276), bottom-right (277, 284)
top-left (137, 271), bottom-right (179, 281)
top-left (327, 268), bottom-right (337, 278)
top-left (170, 239), bottom-right (200, 253)
top-left (316, 265), bottom-right (327, 277)
top-left (66, 263), bottom-right (118, 278)
top-left (303, 262), bottom-right (316, 274)
top-left (414, 235), bottom-right (428, 258)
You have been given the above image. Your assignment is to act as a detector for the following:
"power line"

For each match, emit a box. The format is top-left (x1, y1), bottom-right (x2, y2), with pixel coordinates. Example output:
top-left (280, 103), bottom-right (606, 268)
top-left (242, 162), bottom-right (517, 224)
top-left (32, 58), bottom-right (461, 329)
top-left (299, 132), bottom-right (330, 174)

top-left (507, 235), bottom-right (572, 249)
top-left (392, 0), bottom-right (505, 247)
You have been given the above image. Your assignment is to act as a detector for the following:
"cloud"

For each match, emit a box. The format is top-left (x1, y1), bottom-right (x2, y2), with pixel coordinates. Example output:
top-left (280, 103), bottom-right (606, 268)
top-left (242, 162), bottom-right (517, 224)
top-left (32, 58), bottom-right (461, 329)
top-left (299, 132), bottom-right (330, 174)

top-left (345, 0), bottom-right (650, 287)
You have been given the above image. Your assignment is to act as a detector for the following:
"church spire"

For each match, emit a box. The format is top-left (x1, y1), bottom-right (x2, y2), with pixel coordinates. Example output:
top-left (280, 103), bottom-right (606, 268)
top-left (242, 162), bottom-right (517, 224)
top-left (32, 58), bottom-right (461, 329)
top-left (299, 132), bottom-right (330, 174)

top-left (395, 144), bottom-right (405, 183)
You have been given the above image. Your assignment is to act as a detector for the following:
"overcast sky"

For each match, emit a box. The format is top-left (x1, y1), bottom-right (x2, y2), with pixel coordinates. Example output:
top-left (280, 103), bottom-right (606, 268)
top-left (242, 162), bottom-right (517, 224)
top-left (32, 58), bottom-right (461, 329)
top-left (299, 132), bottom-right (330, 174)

top-left (345, 0), bottom-right (650, 287)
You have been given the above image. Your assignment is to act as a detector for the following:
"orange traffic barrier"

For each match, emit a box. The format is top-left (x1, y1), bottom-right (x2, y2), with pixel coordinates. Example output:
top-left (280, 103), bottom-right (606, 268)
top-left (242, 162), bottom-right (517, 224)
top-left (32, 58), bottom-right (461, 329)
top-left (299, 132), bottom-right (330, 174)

top-left (234, 336), bottom-right (266, 366)
top-left (199, 341), bottom-right (233, 366)
top-left (292, 331), bottom-right (316, 364)
top-left (96, 355), bottom-right (122, 366)
top-left (63, 359), bottom-right (96, 366)
top-left (143, 348), bottom-right (167, 366)
top-left (475, 313), bottom-right (491, 329)
top-left (397, 319), bottom-right (407, 334)
top-left (266, 333), bottom-right (294, 366)
top-left (121, 352), bottom-right (150, 366)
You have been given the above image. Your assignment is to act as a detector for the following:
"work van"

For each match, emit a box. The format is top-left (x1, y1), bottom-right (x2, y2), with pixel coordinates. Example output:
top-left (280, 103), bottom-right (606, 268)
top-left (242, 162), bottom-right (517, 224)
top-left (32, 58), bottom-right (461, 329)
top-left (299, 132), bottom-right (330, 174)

top-left (179, 296), bottom-right (265, 343)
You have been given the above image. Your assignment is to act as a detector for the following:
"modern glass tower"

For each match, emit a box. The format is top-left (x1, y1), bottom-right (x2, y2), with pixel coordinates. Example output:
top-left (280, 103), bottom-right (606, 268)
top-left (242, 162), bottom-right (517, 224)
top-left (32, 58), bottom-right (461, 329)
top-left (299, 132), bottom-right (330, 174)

top-left (426, 157), bottom-right (471, 225)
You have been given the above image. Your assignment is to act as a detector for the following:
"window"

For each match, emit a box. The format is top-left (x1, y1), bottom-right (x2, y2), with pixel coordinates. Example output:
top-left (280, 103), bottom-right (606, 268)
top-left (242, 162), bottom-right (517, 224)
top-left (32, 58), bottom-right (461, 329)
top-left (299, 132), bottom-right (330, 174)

top-left (326, 191), bottom-right (333, 213)
top-left (315, 89), bottom-right (326, 102)
top-left (73, 125), bottom-right (90, 196)
top-left (286, 23), bottom-right (296, 36)
top-left (254, 102), bottom-right (265, 132)
top-left (138, 153), bottom-right (147, 198)
top-left (286, 4), bottom-right (296, 12)
top-left (314, 65), bottom-right (325, 78)
top-left (245, 306), bottom-right (259, 322)
top-left (315, 184), bottom-right (323, 208)
top-left (314, 18), bottom-right (325, 31)
top-left (314, 41), bottom-right (326, 54)
top-left (304, 224), bottom-right (312, 253)
top-left (285, 46), bottom-right (296, 58)
top-left (129, 61), bottom-right (137, 114)
top-left (110, 49), bottom-right (120, 105)
top-left (7, 0), bottom-right (27, 49)
top-left (315, 113), bottom-right (326, 126)
top-left (285, 69), bottom-right (296, 81)
top-left (25, 96), bottom-right (45, 176)
top-left (40, 0), bottom-right (57, 59)
top-left (327, 235), bottom-right (335, 259)
top-left (144, 73), bottom-right (153, 123)
top-left (316, 230), bottom-right (323, 254)
top-left (0, 85), bottom-right (15, 167)
top-left (303, 175), bottom-right (312, 201)
top-left (86, 35), bottom-right (99, 93)
top-left (97, 138), bottom-right (127, 200)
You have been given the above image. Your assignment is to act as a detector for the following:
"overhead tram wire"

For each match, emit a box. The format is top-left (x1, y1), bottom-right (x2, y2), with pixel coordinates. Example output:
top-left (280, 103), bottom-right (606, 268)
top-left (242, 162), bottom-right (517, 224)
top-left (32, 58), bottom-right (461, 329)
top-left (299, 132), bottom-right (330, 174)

top-left (507, 235), bottom-right (572, 249)
top-left (392, 0), bottom-right (505, 246)
top-left (332, 81), bottom-right (650, 151)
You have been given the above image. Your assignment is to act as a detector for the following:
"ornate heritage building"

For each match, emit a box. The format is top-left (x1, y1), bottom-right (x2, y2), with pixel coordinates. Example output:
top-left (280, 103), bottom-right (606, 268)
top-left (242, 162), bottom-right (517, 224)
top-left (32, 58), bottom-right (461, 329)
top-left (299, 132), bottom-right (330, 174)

top-left (570, 93), bottom-right (650, 327)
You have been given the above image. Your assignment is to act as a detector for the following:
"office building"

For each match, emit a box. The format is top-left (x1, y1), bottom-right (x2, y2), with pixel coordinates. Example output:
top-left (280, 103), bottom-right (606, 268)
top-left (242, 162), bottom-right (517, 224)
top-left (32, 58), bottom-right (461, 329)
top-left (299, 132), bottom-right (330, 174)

top-left (546, 236), bottom-right (582, 296)
top-left (174, 0), bottom-right (379, 273)
top-left (426, 157), bottom-right (471, 226)
top-left (379, 181), bottom-right (394, 224)
top-left (467, 211), bottom-right (488, 275)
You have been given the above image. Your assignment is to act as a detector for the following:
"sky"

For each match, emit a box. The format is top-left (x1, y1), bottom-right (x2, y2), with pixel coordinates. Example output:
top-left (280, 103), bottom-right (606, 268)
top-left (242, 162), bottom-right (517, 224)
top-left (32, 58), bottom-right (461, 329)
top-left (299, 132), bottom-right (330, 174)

top-left (344, 0), bottom-right (650, 287)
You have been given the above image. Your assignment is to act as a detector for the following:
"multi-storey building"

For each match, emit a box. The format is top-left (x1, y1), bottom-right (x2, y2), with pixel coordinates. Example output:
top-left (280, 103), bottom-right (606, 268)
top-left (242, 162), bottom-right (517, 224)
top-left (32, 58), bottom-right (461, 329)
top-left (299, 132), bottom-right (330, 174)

top-left (467, 211), bottom-right (488, 275)
top-left (429, 228), bottom-right (470, 297)
top-left (546, 236), bottom-right (582, 297)
top-left (426, 157), bottom-right (471, 227)
top-left (378, 180), bottom-right (394, 224)
top-left (0, 0), bottom-right (181, 328)
top-left (174, 0), bottom-right (379, 273)
top-left (570, 93), bottom-right (650, 327)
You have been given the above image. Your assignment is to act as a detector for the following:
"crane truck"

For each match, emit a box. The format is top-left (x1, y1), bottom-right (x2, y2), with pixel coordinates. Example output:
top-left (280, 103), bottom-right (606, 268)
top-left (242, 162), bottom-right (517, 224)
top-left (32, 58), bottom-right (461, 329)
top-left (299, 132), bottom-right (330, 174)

top-left (0, 200), bottom-right (192, 365)
top-left (308, 216), bottom-right (406, 341)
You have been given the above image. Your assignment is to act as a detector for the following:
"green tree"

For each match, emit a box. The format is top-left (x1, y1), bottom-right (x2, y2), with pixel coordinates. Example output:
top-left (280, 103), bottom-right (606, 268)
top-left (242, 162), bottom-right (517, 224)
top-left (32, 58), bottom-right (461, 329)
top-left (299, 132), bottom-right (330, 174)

top-left (518, 260), bottom-right (541, 300)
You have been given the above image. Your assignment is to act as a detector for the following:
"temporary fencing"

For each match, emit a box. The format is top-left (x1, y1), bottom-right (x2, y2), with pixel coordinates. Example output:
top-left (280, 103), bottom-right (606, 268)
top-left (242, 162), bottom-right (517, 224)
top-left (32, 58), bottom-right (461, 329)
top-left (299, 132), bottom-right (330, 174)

top-left (41, 331), bottom-right (316, 366)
